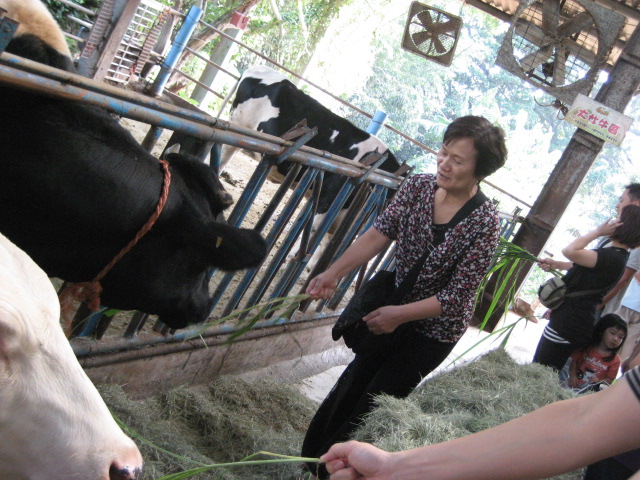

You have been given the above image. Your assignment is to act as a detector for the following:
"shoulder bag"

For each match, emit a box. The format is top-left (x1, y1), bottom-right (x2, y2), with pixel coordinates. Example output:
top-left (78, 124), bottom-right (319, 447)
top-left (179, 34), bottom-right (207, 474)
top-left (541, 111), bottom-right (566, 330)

top-left (538, 276), bottom-right (616, 310)
top-left (332, 190), bottom-right (488, 355)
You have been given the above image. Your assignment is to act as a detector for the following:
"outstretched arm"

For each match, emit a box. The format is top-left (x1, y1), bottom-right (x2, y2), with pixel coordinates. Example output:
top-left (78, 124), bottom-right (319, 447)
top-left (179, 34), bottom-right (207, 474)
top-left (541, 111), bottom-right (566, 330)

top-left (306, 227), bottom-right (392, 300)
top-left (322, 372), bottom-right (640, 480)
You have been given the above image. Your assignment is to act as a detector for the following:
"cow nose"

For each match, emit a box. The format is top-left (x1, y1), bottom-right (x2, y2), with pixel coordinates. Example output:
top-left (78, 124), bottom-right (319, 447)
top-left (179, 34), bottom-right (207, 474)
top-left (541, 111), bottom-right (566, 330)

top-left (109, 460), bottom-right (143, 480)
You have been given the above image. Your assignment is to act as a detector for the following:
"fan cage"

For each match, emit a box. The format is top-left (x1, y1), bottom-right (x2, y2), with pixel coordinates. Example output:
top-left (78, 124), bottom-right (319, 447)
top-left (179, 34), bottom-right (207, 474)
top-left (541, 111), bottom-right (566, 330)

top-left (513, 0), bottom-right (600, 88)
top-left (401, 2), bottom-right (463, 67)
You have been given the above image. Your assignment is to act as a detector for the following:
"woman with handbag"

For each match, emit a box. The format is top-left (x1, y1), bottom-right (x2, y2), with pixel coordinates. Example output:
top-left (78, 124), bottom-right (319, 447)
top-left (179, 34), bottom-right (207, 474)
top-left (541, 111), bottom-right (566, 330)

top-left (534, 204), bottom-right (640, 372)
top-left (300, 115), bottom-right (508, 479)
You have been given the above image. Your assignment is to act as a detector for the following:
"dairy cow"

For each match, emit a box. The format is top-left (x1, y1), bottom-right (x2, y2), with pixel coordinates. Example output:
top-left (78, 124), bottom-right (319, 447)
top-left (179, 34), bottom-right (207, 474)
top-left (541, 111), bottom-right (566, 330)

top-left (0, 232), bottom-right (143, 479)
top-left (221, 66), bottom-right (404, 261)
top-left (0, 1), bottom-right (267, 329)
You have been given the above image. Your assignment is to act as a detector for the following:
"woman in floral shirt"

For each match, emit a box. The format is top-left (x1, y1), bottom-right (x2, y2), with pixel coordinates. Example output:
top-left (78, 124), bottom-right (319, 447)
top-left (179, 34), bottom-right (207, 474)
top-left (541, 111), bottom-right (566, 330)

top-left (301, 116), bottom-right (508, 479)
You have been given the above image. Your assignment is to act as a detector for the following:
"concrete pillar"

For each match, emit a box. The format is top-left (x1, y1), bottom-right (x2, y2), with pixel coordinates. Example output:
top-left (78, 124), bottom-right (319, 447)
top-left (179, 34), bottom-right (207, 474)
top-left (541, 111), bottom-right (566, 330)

top-left (190, 27), bottom-right (242, 106)
top-left (191, 11), bottom-right (249, 107)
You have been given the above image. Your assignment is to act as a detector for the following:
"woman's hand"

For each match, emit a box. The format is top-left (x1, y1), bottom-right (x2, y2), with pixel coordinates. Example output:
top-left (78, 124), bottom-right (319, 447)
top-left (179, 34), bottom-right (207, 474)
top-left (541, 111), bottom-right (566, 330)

top-left (594, 218), bottom-right (623, 238)
top-left (362, 305), bottom-right (405, 334)
top-left (538, 258), bottom-right (554, 272)
top-left (538, 257), bottom-right (573, 272)
top-left (321, 441), bottom-right (394, 479)
top-left (306, 271), bottom-right (339, 300)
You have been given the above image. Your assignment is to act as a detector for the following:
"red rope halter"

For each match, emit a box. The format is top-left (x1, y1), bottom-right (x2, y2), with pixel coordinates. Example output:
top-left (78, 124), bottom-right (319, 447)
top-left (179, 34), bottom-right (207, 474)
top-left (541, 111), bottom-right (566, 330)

top-left (59, 160), bottom-right (172, 315)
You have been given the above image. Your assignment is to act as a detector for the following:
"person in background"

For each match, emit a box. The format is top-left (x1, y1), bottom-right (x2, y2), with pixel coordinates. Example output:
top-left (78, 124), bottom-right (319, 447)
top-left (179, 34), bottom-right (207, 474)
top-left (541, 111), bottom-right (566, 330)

top-left (301, 116), bottom-right (507, 479)
top-left (564, 313), bottom-right (626, 393)
top-left (616, 269), bottom-right (640, 364)
top-left (319, 366), bottom-right (640, 480)
top-left (596, 184), bottom-right (640, 319)
top-left (534, 205), bottom-right (640, 372)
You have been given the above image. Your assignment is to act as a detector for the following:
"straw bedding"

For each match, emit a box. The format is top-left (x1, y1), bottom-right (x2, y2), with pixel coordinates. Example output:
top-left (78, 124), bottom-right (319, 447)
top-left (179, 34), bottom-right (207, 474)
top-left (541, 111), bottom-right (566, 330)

top-left (100, 348), bottom-right (584, 479)
top-left (353, 348), bottom-right (581, 480)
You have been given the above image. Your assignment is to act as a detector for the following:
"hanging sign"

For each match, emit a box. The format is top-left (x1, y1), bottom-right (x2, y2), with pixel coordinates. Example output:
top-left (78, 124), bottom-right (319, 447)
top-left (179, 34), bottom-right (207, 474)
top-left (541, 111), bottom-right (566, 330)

top-left (565, 94), bottom-right (633, 147)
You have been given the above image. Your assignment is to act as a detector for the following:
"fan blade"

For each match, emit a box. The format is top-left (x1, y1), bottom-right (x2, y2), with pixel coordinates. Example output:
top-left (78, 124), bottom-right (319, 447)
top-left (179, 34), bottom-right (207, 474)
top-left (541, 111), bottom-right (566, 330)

top-left (412, 30), bottom-right (435, 46)
top-left (416, 10), bottom-right (433, 28)
top-left (556, 11), bottom-right (593, 38)
top-left (519, 45), bottom-right (553, 72)
top-left (541, 0), bottom-right (561, 34)
top-left (429, 19), bottom-right (457, 36)
top-left (552, 49), bottom-right (568, 86)
top-left (431, 34), bottom-right (448, 54)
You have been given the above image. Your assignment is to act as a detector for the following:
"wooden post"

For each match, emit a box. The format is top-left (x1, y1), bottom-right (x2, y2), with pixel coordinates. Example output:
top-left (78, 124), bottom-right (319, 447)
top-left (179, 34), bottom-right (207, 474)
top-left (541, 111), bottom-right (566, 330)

top-left (92, 0), bottom-right (142, 81)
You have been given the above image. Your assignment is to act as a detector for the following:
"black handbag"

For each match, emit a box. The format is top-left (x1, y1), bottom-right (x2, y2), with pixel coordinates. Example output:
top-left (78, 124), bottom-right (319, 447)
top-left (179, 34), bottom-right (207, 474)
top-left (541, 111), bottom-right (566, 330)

top-left (332, 189), bottom-right (488, 355)
top-left (332, 269), bottom-right (401, 354)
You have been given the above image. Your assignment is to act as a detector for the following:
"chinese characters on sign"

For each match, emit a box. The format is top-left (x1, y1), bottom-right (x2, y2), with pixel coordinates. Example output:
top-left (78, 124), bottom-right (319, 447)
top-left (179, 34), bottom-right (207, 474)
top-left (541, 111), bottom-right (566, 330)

top-left (565, 94), bottom-right (633, 147)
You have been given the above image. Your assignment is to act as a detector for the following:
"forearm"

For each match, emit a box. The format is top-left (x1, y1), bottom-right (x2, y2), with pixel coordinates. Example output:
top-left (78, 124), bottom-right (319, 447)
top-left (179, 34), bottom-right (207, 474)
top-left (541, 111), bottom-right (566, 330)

top-left (397, 297), bottom-right (442, 323)
top-left (562, 230), bottom-right (600, 261)
top-left (325, 227), bottom-right (391, 280)
top-left (552, 260), bottom-right (573, 271)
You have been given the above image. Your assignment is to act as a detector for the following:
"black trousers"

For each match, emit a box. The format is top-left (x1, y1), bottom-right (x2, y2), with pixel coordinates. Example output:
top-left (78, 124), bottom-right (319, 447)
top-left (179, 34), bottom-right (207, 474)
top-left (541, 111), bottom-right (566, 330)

top-left (532, 334), bottom-right (576, 371)
top-left (301, 328), bottom-right (455, 478)
top-left (583, 457), bottom-right (636, 480)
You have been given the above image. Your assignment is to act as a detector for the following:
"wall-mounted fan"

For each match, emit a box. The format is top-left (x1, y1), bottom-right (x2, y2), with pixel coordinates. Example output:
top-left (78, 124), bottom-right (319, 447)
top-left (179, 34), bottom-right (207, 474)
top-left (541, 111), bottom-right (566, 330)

top-left (495, 0), bottom-right (625, 105)
top-left (401, 2), bottom-right (463, 67)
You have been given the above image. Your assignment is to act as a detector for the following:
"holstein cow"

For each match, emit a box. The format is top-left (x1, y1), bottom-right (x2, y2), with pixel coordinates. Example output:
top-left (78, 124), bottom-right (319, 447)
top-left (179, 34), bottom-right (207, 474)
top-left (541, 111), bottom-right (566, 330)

top-left (0, 232), bottom-right (143, 479)
top-left (0, 1), bottom-right (267, 329)
top-left (220, 66), bottom-right (404, 262)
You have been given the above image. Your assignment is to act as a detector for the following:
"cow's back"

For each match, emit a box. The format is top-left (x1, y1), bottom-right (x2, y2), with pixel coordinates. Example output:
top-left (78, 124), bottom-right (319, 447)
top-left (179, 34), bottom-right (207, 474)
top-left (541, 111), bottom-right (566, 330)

top-left (234, 71), bottom-right (372, 161)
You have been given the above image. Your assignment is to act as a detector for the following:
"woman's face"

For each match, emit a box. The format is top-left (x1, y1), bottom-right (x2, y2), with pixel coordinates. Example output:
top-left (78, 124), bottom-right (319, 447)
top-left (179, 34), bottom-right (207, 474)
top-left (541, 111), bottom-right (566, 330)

top-left (436, 137), bottom-right (479, 194)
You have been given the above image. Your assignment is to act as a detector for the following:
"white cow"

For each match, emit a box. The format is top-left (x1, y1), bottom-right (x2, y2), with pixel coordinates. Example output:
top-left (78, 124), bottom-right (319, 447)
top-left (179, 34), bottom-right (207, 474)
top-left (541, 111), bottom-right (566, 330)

top-left (0, 232), bottom-right (143, 479)
top-left (0, 0), bottom-right (71, 57)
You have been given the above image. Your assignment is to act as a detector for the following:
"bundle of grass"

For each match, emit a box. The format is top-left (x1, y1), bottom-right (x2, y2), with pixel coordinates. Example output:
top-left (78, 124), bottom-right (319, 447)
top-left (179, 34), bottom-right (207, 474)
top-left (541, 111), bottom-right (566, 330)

top-left (353, 348), bottom-right (582, 480)
top-left (99, 376), bottom-right (317, 480)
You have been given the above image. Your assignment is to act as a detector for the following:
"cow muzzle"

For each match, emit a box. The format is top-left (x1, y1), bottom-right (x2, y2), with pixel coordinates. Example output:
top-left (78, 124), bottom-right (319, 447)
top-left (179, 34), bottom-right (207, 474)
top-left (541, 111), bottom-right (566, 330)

top-left (109, 460), bottom-right (143, 480)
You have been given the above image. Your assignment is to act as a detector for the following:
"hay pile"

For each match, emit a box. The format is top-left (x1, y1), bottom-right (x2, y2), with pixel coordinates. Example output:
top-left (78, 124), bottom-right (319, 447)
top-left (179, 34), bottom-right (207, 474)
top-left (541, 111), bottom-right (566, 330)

top-left (99, 377), bottom-right (317, 480)
top-left (353, 348), bottom-right (582, 480)
top-left (100, 349), bottom-right (583, 480)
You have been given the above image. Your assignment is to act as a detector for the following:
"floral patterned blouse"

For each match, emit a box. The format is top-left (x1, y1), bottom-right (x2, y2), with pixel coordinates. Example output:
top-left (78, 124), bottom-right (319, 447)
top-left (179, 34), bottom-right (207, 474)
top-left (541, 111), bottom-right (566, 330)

top-left (373, 174), bottom-right (500, 343)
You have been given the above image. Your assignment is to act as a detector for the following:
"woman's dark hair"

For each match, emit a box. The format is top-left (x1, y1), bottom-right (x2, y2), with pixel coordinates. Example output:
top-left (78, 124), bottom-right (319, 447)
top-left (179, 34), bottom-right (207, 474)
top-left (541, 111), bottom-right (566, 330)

top-left (612, 204), bottom-right (640, 248)
top-left (442, 115), bottom-right (507, 180)
top-left (592, 313), bottom-right (627, 362)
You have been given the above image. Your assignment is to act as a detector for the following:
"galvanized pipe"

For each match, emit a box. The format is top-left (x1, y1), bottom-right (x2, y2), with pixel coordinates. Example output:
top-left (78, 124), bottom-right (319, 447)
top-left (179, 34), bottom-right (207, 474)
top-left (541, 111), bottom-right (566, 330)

top-left (0, 56), bottom-right (402, 188)
top-left (233, 168), bottom-right (321, 314)
top-left (147, 5), bottom-right (203, 97)
top-left (72, 311), bottom-right (339, 359)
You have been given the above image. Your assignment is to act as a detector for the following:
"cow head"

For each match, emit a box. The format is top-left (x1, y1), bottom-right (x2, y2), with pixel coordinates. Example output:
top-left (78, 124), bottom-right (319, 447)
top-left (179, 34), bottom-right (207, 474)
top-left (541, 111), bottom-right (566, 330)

top-left (96, 156), bottom-right (267, 330)
top-left (0, 233), bottom-right (143, 479)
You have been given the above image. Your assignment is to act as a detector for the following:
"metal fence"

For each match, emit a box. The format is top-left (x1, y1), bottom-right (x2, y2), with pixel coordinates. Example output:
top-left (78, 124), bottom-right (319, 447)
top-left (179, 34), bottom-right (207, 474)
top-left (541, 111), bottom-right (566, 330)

top-left (2, 3), bottom-right (524, 347)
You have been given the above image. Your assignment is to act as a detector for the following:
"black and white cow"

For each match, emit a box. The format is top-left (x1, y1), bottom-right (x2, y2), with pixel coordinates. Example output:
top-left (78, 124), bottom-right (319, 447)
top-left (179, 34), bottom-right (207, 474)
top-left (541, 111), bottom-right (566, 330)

top-left (0, 2), bottom-right (267, 329)
top-left (221, 66), bottom-right (405, 261)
